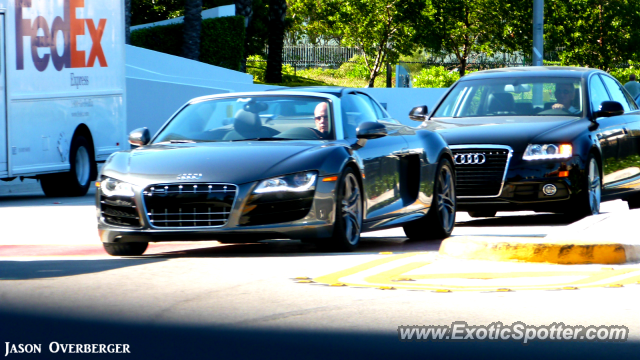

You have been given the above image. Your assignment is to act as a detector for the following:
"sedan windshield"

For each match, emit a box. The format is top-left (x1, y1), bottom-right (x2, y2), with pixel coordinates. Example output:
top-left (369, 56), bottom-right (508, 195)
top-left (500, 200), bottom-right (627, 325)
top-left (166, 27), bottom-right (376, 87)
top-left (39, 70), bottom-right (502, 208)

top-left (153, 95), bottom-right (334, 143)
top-left (433, 77), bottom-right (583, 118)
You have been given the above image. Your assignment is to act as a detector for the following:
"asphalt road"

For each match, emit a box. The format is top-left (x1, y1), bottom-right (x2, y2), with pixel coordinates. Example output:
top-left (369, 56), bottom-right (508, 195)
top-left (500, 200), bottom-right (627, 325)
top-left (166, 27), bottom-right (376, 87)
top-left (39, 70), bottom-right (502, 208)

top-left (0, 190), bottom-right (638, 359)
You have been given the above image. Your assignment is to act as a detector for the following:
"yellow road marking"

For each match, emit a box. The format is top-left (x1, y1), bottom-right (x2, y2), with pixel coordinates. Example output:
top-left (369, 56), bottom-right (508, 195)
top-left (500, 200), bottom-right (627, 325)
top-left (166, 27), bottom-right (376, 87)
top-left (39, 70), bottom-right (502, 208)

top-left (310, 253), bottom-right (640, 292)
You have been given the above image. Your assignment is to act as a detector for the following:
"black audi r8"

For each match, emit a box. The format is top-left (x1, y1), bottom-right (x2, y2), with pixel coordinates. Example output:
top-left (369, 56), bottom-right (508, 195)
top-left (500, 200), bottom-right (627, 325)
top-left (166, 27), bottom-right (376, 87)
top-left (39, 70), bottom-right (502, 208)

top-left (411, 67), bottom-right (640, 218)
top-left (97, 88), bottom-right (455, 255)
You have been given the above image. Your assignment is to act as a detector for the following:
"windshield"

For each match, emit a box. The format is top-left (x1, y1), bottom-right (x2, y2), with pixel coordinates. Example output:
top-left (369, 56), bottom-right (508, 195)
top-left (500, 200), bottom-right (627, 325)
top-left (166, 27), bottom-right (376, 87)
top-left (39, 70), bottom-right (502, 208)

top-left (153, 95), bottom-right (334, 143)
top-left (433, 77), bottom-right (583, 118)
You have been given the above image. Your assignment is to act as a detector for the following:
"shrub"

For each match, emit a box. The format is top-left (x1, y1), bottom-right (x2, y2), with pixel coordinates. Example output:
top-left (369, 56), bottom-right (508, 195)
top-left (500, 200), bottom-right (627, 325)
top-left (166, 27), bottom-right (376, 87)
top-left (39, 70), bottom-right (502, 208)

top-left (413, 66), bottom-right (462, 88)
top-left (609, 65), bottom-right (640, 85)
top-left (246, 55), bottom-right (295, 83)
top-left (130, 16), bottom-right (245, 71)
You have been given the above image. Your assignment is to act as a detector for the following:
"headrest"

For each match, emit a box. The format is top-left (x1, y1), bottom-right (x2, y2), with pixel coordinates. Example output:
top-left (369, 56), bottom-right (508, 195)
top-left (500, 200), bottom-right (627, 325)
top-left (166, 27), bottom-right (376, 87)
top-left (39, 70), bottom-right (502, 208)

top-left (487, 93), bottom-right (514, 113)
top-left (234, 110), bottom-right (261, 134)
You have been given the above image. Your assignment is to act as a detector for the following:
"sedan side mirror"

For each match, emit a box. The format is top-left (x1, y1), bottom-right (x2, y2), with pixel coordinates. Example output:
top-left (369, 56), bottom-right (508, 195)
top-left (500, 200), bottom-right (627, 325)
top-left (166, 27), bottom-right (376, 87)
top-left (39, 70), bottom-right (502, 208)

top-left (129, 128), bottom-right (150, 146)
top-left (356, 121), bottom-right (387, 139)
top-left (594, 101), bottom-right (624, 118)
top-left (409, 105), bottom-right (429, 121)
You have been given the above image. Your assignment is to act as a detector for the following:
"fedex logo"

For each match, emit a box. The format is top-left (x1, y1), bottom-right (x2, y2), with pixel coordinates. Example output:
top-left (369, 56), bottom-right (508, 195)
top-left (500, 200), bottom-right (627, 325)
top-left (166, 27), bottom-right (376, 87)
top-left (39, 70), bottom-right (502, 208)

top-left (16, 0), bottom-right (108, 72)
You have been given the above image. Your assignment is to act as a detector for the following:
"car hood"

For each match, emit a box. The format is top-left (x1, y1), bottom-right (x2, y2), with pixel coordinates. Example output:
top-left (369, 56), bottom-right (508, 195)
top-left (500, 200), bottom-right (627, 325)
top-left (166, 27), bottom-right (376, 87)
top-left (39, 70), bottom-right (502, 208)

top-left (102, 141), bottom-right (341, 185)
top-left (420, 116), bottom-right (582, 151)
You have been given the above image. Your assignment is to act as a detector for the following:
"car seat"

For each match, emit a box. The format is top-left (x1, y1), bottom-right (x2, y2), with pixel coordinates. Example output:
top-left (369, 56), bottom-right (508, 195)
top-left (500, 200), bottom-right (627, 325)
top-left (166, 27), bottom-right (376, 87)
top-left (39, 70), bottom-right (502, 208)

top-left (487, 93), bottom-right (515, 114)
top-left (223, 110), bottom-right (277, 140)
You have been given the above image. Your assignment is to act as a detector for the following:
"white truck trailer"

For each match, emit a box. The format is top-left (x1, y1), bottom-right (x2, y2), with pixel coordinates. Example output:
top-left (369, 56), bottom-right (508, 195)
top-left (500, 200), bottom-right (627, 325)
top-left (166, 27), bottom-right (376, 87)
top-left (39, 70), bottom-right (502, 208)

top-left (0, 0), bottom-right (126, 196)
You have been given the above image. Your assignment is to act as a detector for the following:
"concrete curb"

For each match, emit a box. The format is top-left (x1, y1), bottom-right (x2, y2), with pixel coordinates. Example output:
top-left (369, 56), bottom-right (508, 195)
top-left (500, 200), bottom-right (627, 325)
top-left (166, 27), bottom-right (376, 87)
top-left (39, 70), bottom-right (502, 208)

top-left (439, 210), bottom-right (640, 264)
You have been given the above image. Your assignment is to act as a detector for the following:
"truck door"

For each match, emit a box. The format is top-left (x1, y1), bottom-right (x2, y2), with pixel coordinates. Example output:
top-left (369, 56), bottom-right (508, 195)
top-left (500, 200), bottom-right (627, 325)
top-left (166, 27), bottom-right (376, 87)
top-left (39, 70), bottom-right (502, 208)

top-left (0, 14), bottom-right (6, 177)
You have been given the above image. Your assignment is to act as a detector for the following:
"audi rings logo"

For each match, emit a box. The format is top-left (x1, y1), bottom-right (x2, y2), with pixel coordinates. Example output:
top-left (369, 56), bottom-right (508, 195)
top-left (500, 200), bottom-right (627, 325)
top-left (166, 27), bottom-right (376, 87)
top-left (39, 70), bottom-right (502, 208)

top-left (454, 153), bottom-right (486, 165)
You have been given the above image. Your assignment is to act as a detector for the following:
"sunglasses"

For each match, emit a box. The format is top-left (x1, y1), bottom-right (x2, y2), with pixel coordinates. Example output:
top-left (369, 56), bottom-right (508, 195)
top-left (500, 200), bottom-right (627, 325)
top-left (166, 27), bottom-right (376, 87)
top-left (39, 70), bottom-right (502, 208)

top-left (556, 89), bottom-right (573, 95)
top-left (315, 116), bottom-right (329, 120)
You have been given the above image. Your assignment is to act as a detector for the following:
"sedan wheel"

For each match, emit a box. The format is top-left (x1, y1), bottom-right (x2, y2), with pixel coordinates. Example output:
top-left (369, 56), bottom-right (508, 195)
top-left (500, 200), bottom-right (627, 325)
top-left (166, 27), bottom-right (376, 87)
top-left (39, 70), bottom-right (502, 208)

top-left (570, 156), bottom-right (601, 219)
top-left (587, 157), bottom-right (601, 215)
top-left (403, 158), bottom-right (456, 240)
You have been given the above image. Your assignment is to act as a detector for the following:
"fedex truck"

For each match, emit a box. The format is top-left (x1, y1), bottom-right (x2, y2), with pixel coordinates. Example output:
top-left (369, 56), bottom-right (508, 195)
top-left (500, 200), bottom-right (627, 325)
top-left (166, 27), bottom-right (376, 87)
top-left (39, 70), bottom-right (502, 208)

top-left (0, 0), bottom-right (126, 196)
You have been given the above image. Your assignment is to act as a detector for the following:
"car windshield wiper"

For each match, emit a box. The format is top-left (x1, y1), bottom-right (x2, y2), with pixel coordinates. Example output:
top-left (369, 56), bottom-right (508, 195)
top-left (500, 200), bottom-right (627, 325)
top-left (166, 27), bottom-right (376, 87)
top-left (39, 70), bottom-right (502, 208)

top-left (229, 137), bottom-right (299, 141)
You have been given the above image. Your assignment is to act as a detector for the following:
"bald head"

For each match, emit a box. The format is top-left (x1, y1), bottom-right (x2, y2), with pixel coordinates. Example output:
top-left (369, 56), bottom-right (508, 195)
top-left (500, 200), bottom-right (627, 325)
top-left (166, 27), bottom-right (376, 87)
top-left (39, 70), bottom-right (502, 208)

top-left (314, 102), bottom-right (329, 135)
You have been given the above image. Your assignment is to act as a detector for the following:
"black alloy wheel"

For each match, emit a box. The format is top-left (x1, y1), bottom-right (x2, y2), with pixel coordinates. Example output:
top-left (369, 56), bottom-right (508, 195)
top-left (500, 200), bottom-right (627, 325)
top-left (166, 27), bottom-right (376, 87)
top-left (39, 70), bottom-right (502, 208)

top-left (403, 158), bottom-right (456, 240)
top-left (327, 167), bottom-right (363, 251)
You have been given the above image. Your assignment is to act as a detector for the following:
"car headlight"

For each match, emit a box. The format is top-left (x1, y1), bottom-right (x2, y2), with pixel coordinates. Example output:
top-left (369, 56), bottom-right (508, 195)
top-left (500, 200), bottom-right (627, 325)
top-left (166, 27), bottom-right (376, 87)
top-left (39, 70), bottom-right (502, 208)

top-left (523, 144), bottom-right (572, 160)
top-left (253, 171), bottom-right (318, 194)
top-left (100, 177), bottom-right (135, 197)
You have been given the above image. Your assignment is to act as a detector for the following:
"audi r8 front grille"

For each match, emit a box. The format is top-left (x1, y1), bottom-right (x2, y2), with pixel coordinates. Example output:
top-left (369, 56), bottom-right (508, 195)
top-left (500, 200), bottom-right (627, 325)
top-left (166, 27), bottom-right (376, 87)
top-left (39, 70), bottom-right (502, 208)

top-left (451, 147), bottom-right (512, 197)
top-left (100, 195), bottom-right (141, 227)
top-left (143, 184), bottom-right (237, 228)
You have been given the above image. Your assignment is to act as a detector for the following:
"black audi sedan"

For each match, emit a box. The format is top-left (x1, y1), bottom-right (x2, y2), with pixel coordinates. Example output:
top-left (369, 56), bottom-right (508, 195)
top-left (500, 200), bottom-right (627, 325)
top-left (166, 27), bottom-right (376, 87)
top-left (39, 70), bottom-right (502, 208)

top-left (412, 67), bottom-right (640, 218)
top-left (97, 89), bottom-right (455, 255)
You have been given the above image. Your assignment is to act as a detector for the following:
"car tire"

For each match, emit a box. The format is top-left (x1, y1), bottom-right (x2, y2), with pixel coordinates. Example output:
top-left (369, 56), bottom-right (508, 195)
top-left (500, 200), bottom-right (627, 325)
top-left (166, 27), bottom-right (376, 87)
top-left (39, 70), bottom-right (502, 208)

top-left (467, 211), bottom-right (497, 218)
top-left (324, 167), bottom-right (363, 252)
top-left (41, 135), bottom-right (96, 197)
top-left (403, 158), bottom-right (456, 240)
top-left (570, 155), bottom-right (601, 219)
top-left (103, 242), bottom-right (149, 256)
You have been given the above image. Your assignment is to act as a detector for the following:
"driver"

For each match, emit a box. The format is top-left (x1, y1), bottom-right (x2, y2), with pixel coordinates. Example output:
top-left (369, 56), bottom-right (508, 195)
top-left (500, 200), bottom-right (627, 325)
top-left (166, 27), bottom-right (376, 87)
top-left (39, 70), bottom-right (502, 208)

top-left (552, 83), bottom-right (580, 114)
top-left (312, 102), bottom-right (331, 139)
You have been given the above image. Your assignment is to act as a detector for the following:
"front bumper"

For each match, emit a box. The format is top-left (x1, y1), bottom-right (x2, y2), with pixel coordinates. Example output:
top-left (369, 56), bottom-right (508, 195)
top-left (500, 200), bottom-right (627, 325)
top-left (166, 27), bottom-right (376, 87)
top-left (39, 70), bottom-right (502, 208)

top-left (457, 153), bottom-right (586, 212)
top-left (96, 177), bottom-right (339, 243)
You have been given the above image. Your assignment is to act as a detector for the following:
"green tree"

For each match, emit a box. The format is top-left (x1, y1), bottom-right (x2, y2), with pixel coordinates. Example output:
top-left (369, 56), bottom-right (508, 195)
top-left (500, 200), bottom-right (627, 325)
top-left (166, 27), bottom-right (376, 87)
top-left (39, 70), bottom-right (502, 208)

top-left (545, 0), bottom-right (640, 70)
top-left (414, 0), bottom-right (524, 77)
top-left (182, 0), bottom-right (203, 60)
top-left (293, 0), bottom-right (424, 87)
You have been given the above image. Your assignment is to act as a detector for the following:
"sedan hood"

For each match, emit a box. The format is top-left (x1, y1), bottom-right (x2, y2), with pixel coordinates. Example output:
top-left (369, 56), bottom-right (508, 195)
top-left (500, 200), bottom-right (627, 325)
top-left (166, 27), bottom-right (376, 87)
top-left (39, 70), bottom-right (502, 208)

top-left (421, 116), bottom-right (580, 150)
top-left (103, 141), bottom-right (336, 185)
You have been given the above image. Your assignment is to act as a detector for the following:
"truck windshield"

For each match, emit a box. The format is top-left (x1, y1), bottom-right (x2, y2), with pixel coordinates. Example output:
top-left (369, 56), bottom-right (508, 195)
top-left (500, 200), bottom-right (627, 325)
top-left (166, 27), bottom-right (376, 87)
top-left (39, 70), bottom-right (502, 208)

top-left (433, 77), bottom-right (583, 118)
top-left (153, 95), bottom-right (334, 143)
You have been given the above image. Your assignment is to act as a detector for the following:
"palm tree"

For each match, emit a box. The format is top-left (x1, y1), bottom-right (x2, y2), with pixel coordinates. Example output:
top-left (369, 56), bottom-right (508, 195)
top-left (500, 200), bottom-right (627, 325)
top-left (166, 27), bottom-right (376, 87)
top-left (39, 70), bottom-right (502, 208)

top-left (265, 0), bottom-right (287, 83)
top-left (235, 0), bottom-right (253, 72)
top-left (182, 0), bottom-right (203, 60)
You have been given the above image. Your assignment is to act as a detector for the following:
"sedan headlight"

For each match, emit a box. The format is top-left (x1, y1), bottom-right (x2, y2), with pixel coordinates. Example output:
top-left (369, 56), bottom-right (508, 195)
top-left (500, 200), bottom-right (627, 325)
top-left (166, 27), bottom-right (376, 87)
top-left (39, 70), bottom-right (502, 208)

top-left (253, 171), bottom-right (318, 194)
top-left (523, 144), bottom-right (572, 160)
top-left (100, 177), bottom-right (135, 197)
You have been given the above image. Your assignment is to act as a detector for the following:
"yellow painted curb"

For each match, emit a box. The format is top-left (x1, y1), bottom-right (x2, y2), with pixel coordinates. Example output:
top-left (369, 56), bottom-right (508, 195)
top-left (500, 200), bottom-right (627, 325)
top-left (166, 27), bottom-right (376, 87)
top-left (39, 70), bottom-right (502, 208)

top-left (439, 237), bottom-right (627, 264)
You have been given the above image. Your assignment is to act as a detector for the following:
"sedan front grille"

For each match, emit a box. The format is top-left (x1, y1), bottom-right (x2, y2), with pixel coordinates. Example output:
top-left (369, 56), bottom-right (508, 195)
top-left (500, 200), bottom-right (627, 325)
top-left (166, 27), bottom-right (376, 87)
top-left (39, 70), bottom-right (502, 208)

top-left (451, 147), bottom-right (512, 197)
top-left (143, 183), bottom-right (237, 228)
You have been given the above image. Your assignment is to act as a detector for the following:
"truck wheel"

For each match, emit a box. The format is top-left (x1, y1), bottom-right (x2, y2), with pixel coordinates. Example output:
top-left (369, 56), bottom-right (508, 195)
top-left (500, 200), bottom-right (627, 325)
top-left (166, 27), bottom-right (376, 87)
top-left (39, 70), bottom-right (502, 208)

top-left (41, 135), bottom-right (96, 197)
top-left (403, 158), bottom-right (456, 240)
top-left (103, 242), bottom-right (149, 256)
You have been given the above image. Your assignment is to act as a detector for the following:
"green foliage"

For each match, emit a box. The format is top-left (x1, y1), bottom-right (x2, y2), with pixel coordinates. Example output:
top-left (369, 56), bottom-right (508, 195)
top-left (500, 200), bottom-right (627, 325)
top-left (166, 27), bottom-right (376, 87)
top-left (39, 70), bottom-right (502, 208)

top-left (246, 55), bottom-right (296, 83)
top-left (609, 65), bottom-right (640, 85)
top-left (545, 0), bottom-right (640, 70)
top-left (288, 0), bottom-right (424, 87)
top-left (130, 16), bottom-right (245, 70)
top-left (413, 66), bottom-right (465, 88)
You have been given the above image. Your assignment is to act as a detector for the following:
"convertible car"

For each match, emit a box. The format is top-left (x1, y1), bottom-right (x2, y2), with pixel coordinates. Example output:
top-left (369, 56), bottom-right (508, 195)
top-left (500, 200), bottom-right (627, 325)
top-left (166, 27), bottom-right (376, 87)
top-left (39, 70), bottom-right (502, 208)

top-left (97, 88), bottom-right (455, 255)
top-left (411, 67), bottom-right (640, 218)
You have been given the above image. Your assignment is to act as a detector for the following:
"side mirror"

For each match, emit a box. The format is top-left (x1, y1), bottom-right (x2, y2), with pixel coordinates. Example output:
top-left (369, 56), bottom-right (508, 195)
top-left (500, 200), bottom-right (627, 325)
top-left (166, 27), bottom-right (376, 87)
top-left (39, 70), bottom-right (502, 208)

top-left (356, 121), bottom-right (387, 140)
top-left (129, 128), bottom-right (150, 146)
top-left (594, 101), bottom-right (624, 118)
top-left (409, 105), bottom-right (429, 121)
